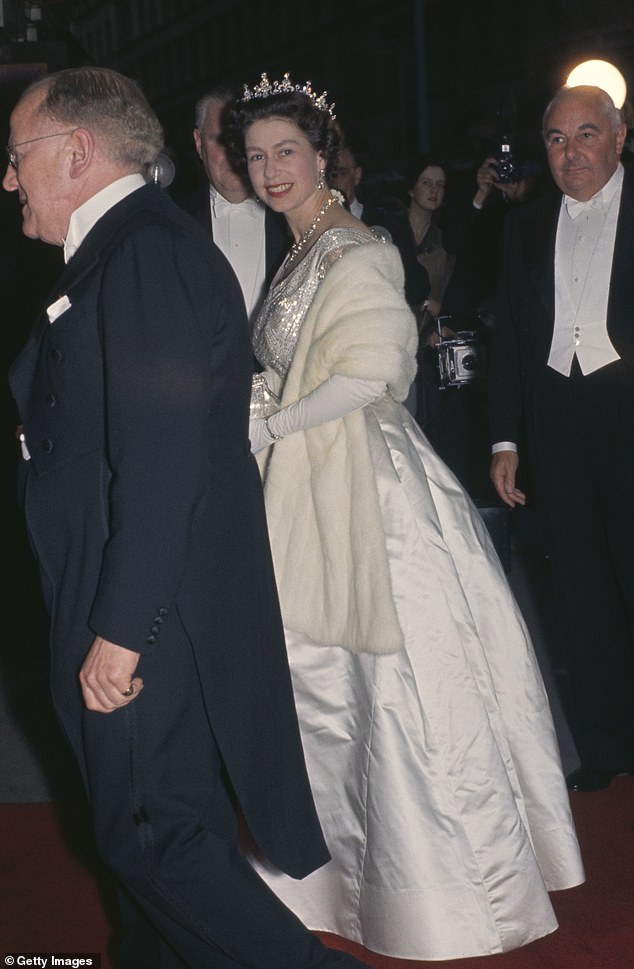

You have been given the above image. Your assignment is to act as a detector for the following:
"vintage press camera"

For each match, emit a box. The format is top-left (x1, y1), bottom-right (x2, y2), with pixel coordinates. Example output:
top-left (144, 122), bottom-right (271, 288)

top-left (436, 321), bottom-right (485, 389)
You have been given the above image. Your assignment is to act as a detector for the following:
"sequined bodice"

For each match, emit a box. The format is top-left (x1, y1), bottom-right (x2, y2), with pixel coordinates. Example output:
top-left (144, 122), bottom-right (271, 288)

top-left (252, 227), bottom-right (381, 378)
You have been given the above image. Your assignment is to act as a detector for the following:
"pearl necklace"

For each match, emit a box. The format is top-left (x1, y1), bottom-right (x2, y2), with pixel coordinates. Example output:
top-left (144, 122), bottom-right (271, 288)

top-left (288, 193), bottom-right (339, 263)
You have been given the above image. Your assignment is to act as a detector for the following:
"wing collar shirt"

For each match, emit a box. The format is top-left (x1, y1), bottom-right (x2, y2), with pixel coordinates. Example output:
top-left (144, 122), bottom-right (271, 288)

top-left (64, 173), bottom-right (147, 263)
top-left (209, 185), bottom-right (267, 324)
top-left (548, 163), bottom-right (623, 376)
top-left (350, 198), bottom-right (364, 220)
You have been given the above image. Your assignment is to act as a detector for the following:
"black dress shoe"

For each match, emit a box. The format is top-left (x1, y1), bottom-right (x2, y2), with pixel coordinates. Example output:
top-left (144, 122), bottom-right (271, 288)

top-left (566, 767), bottom-right (621, 792)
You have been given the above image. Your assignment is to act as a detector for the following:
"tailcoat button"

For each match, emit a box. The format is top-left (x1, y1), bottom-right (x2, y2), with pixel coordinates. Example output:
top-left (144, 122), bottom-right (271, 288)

top-left (42, 438), bottom-right (54, 453)
top-left (46, 393), bottom-right (57, 407)
top-left (50, 348), bottom-right (63, 362)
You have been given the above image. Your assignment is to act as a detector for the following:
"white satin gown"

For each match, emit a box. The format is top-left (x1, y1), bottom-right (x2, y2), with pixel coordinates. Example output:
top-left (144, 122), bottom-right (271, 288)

top-left (250, 228), bottom-right (585, 961)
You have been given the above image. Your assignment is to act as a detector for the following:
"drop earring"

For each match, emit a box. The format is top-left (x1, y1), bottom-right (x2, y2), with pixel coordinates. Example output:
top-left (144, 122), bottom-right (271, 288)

top-left (316, 169), bottom-right (326, 191)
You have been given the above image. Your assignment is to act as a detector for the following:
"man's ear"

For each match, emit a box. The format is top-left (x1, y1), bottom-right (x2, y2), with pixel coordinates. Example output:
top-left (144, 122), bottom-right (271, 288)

top-left (68, 128), bottom-right (95, 178)
top-left (193, 128), bottom-right (203, 159)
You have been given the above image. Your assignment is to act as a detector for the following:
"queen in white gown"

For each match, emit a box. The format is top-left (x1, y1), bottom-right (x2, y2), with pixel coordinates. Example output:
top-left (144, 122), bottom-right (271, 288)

top-left (227, 74), bottom-right (584, 962)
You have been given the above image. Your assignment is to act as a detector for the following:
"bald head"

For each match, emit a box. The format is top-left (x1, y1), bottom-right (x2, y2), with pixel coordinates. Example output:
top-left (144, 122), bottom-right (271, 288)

top-left (543, 85), bottom-right (623, 138)
top-left (543, 86), bottom-right (627, 201)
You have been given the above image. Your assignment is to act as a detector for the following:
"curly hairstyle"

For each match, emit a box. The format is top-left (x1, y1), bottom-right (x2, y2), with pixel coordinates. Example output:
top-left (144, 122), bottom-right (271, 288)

top-left (224, 87), bottom-right (342, 178)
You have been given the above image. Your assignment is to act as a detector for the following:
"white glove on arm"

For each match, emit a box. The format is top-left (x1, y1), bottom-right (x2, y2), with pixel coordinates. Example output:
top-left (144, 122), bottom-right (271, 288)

top-left (249, 373), bottom-right (386, 454)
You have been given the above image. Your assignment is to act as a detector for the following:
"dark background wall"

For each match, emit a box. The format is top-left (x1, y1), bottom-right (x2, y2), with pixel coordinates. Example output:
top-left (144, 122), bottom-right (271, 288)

top-left (2, 0), bottom-right (633, 438)
top-left (2, 0), bottom-right (634, 197)
top-left (0, 0), bottom-right (632, 801)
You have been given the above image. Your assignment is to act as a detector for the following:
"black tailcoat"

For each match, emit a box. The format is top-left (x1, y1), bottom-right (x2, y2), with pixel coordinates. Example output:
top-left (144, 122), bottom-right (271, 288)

top-left (9, 184), bottom-right (328, 881)
top-left (489, 165), bottom-right (634, 770)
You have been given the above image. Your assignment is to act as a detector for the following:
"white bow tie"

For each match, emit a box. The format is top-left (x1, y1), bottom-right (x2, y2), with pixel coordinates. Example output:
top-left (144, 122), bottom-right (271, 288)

top-left (565, 195), bottom-right (603, 219)
top-left (211, 192), bottom-right (233, 217)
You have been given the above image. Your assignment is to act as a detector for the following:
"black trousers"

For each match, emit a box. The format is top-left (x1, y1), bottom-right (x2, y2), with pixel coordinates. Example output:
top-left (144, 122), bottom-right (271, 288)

top-left (57, 613), bottom-right (363, 969)
top-left (532, 359), bottom-right (634, 770)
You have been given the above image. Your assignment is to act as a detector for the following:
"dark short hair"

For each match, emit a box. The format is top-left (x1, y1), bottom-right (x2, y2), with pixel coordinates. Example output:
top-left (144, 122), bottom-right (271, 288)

top-left (407, 155), bottom-right (448, 189)
top-left (225, 87), bottom-right (342, 177)
top-left (25, 66), bottom-right (163, 169)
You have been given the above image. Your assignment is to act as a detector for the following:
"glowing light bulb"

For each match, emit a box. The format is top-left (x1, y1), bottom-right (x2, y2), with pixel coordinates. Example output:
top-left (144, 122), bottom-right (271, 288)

top-left (565, 59), bottom-right (627, 109)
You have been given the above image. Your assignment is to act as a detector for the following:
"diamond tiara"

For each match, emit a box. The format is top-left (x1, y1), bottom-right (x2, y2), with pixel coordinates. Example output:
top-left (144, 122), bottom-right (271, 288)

top-left (240, 72), bottom-right (336, 118)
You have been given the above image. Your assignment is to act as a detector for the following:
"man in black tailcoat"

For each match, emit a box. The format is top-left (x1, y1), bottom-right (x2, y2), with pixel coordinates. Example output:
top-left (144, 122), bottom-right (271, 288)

top-left (489, 83), bottom-right (634, 792)
top-left (5, 65), bottom-right (367, 969)
top-left (179, 86), bottom-right (289, 327)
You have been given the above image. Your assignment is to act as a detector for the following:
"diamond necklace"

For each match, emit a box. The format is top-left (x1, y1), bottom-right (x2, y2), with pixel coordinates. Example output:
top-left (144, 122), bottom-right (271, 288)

top-left (287, 193), bottom-right (339, 263)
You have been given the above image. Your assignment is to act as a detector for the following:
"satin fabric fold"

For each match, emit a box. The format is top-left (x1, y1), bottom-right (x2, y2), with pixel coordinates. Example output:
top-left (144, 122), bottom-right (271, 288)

top-left (251, 397), bottom-right (584, 960)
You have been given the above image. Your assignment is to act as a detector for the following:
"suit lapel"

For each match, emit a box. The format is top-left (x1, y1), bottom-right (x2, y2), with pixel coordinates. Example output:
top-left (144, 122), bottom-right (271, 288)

top-left (608, 167), bottom-right (634, 342)
top-left (10, 229), bottom-right (103, 408)
top-left (10, 185), bottom-right (159, 407)
top-left (525, 191), bottom-right (560, 319)
top-left (526, 167), bottom-right (634, 361)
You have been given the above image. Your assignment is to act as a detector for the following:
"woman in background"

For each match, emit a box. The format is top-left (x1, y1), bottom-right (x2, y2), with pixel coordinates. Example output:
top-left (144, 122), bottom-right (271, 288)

top-left (408, 158), bottom-right (493, 496)
top-left (408, 158), bottom-right (454, 328)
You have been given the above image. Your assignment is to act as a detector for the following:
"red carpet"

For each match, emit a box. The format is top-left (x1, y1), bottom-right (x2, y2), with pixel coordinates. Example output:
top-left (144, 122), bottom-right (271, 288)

top-left (1, 777), bottom-right (633, 969)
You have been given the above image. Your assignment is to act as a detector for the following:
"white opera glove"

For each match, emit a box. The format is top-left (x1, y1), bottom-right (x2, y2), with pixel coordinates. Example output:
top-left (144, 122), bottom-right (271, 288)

top-left (248, 373), bottom-right (386, 454)
top-left (249, 415), bottom-right (279, 453)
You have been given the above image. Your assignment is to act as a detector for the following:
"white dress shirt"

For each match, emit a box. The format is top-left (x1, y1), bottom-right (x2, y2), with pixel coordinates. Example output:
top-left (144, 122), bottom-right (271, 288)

top-left (64, 174), bottom-right (146, 263)
top-left (548, 164), bottom-right (623, 376)
top-left (209, 187), bottom-right (267, 324)
top-left (350, 197), bottom-right (364, 220)
top-left (493, 165), bottom-right (624, 455)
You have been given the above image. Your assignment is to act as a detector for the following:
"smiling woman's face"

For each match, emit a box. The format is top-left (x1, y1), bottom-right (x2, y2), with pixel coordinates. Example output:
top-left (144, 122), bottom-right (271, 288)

top-left (244, 117), bottom-right (325, 224)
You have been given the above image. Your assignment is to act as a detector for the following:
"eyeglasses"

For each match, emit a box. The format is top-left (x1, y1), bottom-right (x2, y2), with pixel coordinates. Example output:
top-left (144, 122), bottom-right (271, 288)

top-left (5, 129), bottom-right (78, 171)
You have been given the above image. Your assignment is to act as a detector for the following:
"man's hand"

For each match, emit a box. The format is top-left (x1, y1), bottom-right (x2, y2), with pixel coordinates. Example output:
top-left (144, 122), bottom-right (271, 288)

top-left (490, 450), bottom-right (526, 508)
top-left (474, 158), bottom-right (531, 206)
top-left (79, 636), bottom-right (144, 713)
top-left (474, 157), bottom-right (498, 207)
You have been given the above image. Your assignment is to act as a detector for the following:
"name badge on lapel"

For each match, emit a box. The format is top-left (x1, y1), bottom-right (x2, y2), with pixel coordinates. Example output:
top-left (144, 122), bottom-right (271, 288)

top-left (46, 294), bottom-right (72, 324)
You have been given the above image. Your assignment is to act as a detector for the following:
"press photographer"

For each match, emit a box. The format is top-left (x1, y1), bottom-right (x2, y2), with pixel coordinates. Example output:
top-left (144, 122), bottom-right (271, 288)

top-left (473, 136), bottom-right (534, 207)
